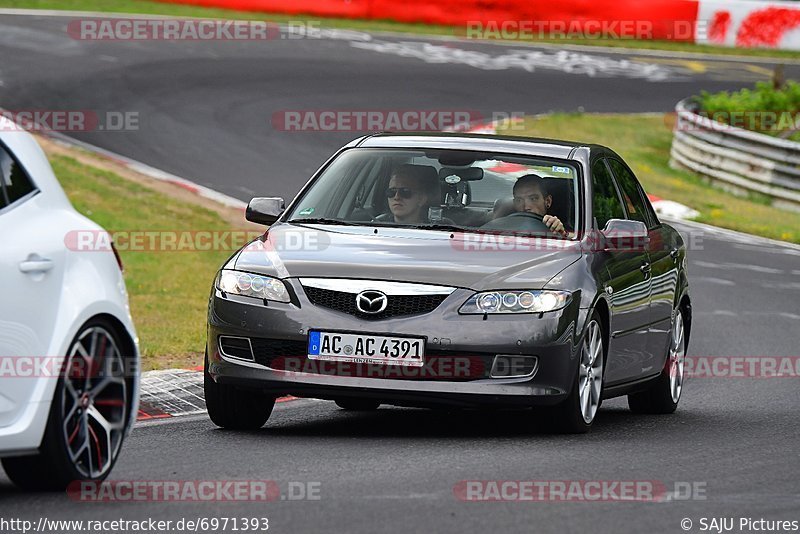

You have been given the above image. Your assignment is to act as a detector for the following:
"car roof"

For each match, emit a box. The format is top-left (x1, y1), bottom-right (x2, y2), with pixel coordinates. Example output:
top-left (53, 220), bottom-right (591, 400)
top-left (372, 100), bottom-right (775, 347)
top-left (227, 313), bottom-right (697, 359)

top-left (355, 132), bottom-right (608, 160)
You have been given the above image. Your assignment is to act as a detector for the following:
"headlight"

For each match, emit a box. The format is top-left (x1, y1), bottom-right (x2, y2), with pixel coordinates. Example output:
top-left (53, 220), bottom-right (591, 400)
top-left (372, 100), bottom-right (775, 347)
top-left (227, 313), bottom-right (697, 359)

top-left (459, 290), bottom-right (571, 314)
top-left (215, 269), bottom-right (290, 303)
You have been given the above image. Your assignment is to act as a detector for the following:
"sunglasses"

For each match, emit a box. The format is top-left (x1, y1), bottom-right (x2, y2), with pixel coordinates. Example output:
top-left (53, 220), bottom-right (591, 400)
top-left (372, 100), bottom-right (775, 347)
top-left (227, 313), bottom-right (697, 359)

top-left (385, 187), bottom-right (417, 199)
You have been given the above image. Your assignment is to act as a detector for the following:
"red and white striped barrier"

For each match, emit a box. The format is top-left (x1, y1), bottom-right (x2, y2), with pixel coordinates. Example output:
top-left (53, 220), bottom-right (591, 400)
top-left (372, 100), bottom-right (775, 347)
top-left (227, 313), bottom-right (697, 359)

top-left (697, 0), bottom-right (800, 50)
top-left (157, 0), bottom-right (800, 51)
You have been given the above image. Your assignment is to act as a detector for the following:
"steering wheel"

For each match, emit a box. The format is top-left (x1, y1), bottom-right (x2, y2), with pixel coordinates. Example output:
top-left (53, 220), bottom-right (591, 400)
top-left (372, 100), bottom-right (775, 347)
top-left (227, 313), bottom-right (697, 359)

top-left (481, 211), bottom-right (552, 233)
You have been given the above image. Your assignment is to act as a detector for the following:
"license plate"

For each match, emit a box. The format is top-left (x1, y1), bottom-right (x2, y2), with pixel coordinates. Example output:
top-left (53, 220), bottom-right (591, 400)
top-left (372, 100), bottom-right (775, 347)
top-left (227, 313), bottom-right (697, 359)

top-left (307, 331), bottom-right (425, 367)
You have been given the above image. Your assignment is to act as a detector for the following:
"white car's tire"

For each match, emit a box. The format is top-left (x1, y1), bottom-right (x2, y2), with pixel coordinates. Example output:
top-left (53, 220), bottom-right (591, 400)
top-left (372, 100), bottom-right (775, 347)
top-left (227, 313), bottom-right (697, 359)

top-left (2, 318), bottom-right (134, 491)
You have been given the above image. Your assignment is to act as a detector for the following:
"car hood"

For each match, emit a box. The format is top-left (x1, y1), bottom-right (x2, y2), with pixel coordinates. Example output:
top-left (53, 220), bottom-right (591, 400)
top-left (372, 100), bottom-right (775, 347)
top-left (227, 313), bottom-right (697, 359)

top-left (233, 223), bottom-right (581, 291)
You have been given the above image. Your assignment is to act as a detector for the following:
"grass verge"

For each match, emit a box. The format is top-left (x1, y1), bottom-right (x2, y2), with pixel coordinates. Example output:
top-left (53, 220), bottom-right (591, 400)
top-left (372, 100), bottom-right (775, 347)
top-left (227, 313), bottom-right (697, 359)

top-left (496, 113), bottom-right (800, 243)
top-left (38, 137), bottom-right (258, 370)
top-left (3, 0), bottom-right (800, 59)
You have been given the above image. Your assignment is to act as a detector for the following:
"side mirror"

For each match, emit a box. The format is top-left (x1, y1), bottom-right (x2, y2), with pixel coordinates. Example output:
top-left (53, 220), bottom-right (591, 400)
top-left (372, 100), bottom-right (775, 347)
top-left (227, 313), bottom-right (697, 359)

top-left (246, 197), bottom-right (285, 225)
top-left (601, 219), bottom-right (649, 251)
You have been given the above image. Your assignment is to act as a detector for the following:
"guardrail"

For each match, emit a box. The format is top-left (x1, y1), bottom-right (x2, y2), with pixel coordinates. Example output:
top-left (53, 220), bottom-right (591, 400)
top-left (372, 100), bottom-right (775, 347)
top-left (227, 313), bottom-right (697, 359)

top-left (669, 98), bottom-right (800, 212)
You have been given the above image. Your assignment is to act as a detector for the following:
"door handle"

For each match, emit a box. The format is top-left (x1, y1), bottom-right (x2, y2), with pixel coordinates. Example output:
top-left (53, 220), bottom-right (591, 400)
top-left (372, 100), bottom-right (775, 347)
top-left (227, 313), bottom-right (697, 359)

top-left (19, 255), bottom-right (54, 273)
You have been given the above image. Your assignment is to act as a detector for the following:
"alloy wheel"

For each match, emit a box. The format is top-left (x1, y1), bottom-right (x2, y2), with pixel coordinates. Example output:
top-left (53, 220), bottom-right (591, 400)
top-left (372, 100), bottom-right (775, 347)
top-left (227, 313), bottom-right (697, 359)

top-left (668, 311), bottom-right (686, 404)
top-left (62, 326), bottom-right (128, 479)
top-left (578, 319), bottom-right (604, 424)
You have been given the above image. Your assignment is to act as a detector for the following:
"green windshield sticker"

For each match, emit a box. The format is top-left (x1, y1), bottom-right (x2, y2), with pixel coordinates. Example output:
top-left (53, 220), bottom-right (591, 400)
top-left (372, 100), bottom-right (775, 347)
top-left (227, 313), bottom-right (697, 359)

top-left (298, 207), bottom-right (315, 216)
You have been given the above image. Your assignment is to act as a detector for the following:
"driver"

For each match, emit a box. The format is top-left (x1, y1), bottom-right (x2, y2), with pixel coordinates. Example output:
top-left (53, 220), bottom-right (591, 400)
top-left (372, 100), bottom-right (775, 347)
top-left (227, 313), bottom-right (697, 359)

top-left (381, 164), bottom-right (439, 224)
top-left (513, 174), bottom-right (567, 236)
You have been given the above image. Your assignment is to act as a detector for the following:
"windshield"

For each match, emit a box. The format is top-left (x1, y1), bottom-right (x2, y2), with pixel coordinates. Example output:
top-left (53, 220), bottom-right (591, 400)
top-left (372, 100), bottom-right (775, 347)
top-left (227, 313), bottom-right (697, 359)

top-left (286, 148), bottom-right (580, 237)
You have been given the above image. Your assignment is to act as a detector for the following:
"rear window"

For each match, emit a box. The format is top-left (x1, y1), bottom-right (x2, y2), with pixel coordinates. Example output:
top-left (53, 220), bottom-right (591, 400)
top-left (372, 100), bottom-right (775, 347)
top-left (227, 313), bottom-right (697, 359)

top-left (0, 144), bottom-right (36, 208)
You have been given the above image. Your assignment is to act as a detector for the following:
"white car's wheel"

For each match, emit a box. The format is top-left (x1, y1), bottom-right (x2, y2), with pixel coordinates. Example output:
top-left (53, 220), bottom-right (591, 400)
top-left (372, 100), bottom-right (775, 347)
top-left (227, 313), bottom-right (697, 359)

top-left (2, 319), bottom-right (133, 491)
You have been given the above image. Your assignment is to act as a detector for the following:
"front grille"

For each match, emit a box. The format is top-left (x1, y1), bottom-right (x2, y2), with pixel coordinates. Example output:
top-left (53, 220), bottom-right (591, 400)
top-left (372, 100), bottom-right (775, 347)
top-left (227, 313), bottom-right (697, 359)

top-left (250, 337), bottom-right (492, 381)
top-left (303, 286), bottom-right (447, 320)
top-left (251, 338), bottom-right (307, 368)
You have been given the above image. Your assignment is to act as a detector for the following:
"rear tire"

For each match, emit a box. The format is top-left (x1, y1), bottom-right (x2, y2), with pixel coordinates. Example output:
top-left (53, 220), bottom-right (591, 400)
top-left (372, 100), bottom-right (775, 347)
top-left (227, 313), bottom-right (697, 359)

top-left (628, 309), bottom-right (686, 414)
top-left (2, 318), bottom-right (134, 491)
top-left (335, 399), bottom-right (381, 411)
top-left (550, 313), bottom-right (605, 434)
top-left (204, 350), bottom-right (275, 430)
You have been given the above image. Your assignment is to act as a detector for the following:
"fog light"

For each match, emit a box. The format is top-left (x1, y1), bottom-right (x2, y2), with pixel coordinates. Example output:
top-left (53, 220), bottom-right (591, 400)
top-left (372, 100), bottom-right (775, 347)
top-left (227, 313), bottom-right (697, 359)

top-left (490, 355), bottom-right (538, 378)
top-left (219, 336), bottom-right (255, 362)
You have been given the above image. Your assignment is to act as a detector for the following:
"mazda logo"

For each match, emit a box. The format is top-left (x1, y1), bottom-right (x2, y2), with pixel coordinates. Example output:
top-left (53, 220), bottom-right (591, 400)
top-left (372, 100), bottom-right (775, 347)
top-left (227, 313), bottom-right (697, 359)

top-left (355, 290), bottom-right (388, 314)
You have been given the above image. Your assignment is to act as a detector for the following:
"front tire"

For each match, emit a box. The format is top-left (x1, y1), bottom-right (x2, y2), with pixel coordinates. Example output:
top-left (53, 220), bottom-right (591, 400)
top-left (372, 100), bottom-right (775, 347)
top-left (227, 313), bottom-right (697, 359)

top-left (551, 314), bottom-right (605, 434)
top-left (204, 350), bottom-right (275, 430)
top-left (628, 309), bottom-right (687, 414)
top-left (2, 319), bottom-right (133, 491)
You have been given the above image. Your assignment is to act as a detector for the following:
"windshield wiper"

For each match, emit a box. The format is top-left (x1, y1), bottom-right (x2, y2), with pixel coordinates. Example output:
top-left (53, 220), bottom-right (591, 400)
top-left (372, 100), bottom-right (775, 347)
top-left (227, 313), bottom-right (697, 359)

top-left (410, 223), bottom-right (564, 239)
top-left (287, 217), bottom-right (355, 226)
top-left (407, 223), bottom-right (484, 234)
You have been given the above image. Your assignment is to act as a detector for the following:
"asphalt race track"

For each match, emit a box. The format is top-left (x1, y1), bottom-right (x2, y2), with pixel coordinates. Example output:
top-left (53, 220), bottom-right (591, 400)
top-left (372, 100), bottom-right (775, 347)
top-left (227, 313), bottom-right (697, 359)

top-left (1, 11), bottom-right (799, 534)
top-left (2, 12), bottom-right (800, 201)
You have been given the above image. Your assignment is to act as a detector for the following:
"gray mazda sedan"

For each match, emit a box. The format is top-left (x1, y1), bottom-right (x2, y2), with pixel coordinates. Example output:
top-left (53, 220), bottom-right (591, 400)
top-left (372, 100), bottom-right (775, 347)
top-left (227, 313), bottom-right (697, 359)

top-left (205, 133), bottom-right (691, 433)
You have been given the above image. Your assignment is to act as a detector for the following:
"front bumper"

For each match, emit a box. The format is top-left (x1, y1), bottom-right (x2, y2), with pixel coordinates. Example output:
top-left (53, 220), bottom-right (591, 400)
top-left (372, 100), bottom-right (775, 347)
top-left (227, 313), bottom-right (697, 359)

top-left (207, 281), bottom-right (587, 408)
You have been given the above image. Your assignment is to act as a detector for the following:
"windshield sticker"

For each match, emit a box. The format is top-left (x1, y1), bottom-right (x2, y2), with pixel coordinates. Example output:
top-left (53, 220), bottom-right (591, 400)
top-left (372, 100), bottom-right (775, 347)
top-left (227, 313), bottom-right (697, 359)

top-left (298, 207), bottom-right (315, 216)
top-left (551, 166), bottom-right (571, 174)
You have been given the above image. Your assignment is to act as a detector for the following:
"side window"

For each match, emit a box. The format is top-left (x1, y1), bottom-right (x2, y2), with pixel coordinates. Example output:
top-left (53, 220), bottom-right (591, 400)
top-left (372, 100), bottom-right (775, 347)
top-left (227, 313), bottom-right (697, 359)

top-left (0, 170), bottom-right (6, 210)
top-left (0, 147), bottom-right (9, 209)
top-left (591, 159), bottom-right (625, 230)
top-left (638, 184), bottom-right (660, 228)
top-left (607, 159), bottom-right (649, 226)
top-left (0, 145), bottom-right (36, 208)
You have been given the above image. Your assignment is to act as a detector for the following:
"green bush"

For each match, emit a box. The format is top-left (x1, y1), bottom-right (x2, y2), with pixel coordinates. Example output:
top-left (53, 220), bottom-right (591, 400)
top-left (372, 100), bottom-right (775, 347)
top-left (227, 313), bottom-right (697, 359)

top-left (698, 81), bottom-right (800, 142)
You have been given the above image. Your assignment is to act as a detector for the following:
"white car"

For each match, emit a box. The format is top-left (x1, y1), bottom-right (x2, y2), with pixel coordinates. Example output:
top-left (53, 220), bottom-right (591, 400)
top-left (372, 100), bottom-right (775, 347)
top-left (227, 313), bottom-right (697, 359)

top-left (0, 117), bottom-right (139, 490)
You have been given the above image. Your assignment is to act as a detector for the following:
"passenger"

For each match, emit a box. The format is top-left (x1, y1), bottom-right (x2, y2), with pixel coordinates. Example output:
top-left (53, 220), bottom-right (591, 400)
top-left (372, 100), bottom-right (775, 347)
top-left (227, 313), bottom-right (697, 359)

top-left (513, 174), bottom-right (567, 236)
